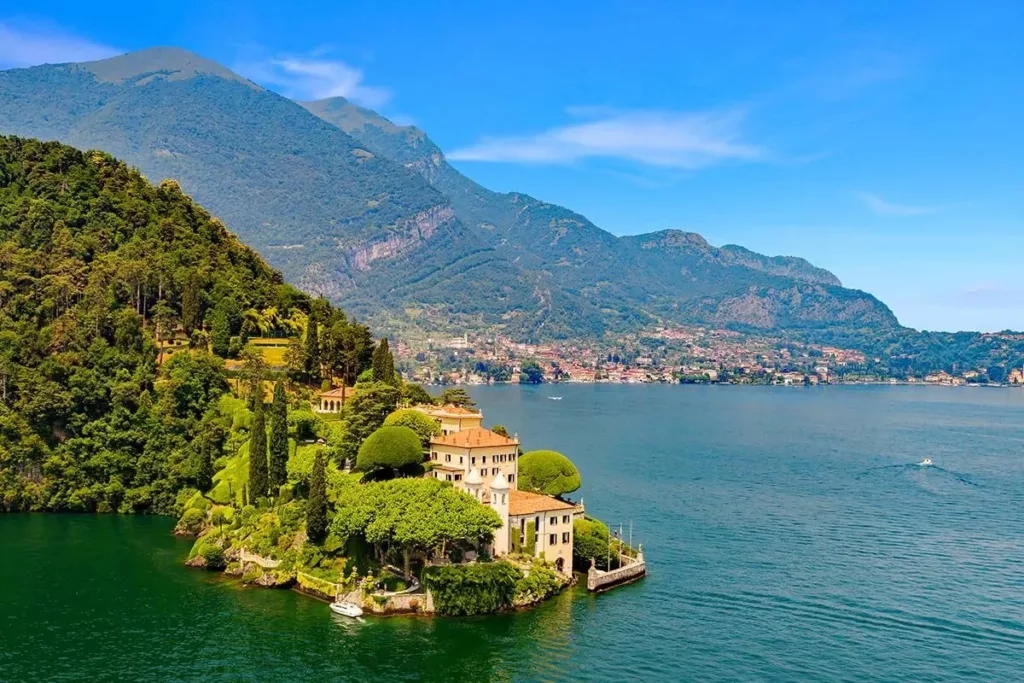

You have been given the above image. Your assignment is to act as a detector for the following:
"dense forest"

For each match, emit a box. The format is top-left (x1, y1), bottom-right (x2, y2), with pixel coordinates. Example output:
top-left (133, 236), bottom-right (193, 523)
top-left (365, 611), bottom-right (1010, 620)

top-left (0, 136), bottom-right (367, 513)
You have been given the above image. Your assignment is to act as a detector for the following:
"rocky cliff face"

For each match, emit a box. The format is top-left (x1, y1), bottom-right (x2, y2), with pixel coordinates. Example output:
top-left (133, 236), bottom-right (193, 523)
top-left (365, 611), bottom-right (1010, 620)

top-left (349, 205), bottom-right (455, 271)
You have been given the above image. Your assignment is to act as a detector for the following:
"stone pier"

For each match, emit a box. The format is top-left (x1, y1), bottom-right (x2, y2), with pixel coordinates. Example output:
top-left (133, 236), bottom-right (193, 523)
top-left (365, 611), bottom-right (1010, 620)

top-left (586, 545), bottom-right (646, 592)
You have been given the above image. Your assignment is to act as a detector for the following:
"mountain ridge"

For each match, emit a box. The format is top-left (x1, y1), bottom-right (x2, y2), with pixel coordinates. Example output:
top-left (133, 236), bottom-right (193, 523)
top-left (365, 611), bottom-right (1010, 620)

top-left (0, 48), bottom-right (899, 341)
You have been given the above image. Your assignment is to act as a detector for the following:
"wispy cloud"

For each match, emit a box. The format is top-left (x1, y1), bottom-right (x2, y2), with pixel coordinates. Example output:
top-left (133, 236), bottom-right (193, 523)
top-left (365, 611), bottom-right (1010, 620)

top-left (857, 192), bottom-right (943, 216)
top-left (448, 108), bottom-right (764, 169)
top-left (0, 19), bottom-right (119, 69)
top-left (236, 53), bottom-right (390, 107)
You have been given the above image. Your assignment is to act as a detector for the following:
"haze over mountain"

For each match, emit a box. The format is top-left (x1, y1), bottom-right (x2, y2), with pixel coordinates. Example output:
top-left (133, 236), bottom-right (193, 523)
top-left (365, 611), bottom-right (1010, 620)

top-left (0, 47), bottom-right (899, 340)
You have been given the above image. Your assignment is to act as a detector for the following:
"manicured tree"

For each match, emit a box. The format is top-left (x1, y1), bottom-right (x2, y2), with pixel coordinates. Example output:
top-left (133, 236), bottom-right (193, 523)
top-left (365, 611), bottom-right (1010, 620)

top-left (573, 517), bottom-right (611, 571)
top-left (248, 386), bottom-right (269, 500)
top-left (356, 426), bottom-right (424, 476)
top-left (304, 310), bottom-right (321, 385)
top-left (268, 380), bottom-right (289, 492)
top-left (518, 450), bottom-right (581, 497)
top-left (306, 450), bottom-right (328, 544)
top-left (382, 409), bottom-right (441, 449)
top-left (491, 424), bottom-right (509, 438)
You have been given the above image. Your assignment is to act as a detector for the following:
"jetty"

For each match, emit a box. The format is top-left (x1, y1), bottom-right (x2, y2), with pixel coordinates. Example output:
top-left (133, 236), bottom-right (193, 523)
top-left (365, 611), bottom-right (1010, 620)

top-left (587, 544), bottom-right (646, 592)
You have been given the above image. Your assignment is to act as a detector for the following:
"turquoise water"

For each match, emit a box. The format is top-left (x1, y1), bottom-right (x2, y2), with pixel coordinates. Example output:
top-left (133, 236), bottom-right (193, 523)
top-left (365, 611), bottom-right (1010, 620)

top-left (2, 386), bottom-right (1023, 681)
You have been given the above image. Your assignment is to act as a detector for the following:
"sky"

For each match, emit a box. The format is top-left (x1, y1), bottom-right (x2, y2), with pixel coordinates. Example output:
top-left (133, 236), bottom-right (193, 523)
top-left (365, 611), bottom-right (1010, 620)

top-left (1, 1), bottom-right (1022, 333)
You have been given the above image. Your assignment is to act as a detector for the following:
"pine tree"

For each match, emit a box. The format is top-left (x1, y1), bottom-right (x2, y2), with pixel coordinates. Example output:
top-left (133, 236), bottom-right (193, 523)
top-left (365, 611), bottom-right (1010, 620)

top-left (306, 451), bottom-right (328, 544)
top-left (304, 311), bottom-right (321, 385)
top-left (269, 380), bottom-right (289, 492)
top-left (248, 386), bottom-right (269, 500)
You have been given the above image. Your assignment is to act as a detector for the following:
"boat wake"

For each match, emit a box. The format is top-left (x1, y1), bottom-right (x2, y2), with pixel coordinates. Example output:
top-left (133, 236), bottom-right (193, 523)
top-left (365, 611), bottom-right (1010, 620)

top-left (856, 462), bottom-right (979, 489)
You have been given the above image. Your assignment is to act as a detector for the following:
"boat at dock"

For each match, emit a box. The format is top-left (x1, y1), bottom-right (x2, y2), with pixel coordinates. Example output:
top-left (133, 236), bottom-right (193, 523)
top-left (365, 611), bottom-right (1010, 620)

top-left (330, 601), bottom-right (364, 618)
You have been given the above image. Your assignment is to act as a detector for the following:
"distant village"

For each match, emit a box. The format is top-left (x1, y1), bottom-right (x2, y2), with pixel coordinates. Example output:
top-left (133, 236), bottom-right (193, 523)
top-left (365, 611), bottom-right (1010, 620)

top-left (395, 327), bottom-right (1024, 388)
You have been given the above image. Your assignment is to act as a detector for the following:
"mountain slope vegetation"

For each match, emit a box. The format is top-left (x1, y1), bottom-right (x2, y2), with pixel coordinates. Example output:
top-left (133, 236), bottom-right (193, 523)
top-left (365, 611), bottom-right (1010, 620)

top-left (0, 48), bottom-right (899, 342)
top-left (0, 136), bottom-right (318, 512)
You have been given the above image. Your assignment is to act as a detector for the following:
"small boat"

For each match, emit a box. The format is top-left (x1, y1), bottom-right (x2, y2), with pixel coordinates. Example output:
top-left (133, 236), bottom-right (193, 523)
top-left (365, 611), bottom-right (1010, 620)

top-left (330, 601), bottom-right (364, 618)
top-left (548, 396), bottom-right (563, 401)
top-left (918, 458), bottom-right (933, 467)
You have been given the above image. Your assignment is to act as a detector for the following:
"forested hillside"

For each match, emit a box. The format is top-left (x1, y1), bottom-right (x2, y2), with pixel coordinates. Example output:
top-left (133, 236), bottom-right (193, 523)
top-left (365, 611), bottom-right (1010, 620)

top-left (0, 136), bottom-right (318, 512)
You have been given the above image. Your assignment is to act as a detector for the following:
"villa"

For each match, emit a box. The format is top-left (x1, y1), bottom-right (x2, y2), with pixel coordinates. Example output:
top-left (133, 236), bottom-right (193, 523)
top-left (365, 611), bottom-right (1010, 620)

top-left (428, 418), bottom-right (577, 575)
top-left (412, 403), bottom-right (483, 434)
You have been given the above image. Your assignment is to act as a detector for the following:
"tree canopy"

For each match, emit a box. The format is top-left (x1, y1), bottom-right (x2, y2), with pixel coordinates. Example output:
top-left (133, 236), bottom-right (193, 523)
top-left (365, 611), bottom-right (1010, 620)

top-left (330, 478), bottom-right (502, 560)
top-left (336, 381), bottom-right (399, 466)
top-left (382, 409), bottom-right (440, 448)
top-left (438, 387), bottom-right (475, 408)
top-left (517, 450), bottom-right (581, 497)
top-left (356, 426), bottom-right (423, 474)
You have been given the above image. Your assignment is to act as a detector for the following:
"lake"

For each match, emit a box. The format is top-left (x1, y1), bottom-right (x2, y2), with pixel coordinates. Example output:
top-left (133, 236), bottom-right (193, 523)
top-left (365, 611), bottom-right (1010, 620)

top-left (2, 386), bottom-right (1023, 682)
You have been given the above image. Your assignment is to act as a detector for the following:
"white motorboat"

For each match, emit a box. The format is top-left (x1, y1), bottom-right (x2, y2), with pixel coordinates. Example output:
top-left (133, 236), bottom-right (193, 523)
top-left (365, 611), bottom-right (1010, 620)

top-left (918, 458), bottom-right (933, 467)
top-left (330, 601), bottom-right (364, 618)
top-left (548, 396), bottom-right (563, 401)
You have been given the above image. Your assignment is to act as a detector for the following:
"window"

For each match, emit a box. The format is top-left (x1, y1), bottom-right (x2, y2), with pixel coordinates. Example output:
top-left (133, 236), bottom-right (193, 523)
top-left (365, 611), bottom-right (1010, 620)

top-left (502, 494), bottom-right (506, 504)
top-left (459, 456), bottom-right (463, 464)
top-left (480, 468), bottom-right (486, 477)
top-left (549, 517), bottom-right (557, 526)
top-left (454, 474), bottom-right (462, 481)
top-left (445, 453), bottom-right (451, 462)
top-left (472, 456), bottom-right (476, 465)
top-left (549, 534), bottom-right (557, 545)
top-left (562, 532), bottom-right (570, 543)
top-left (492, 467), bottom-right (499, 475)
top-left (508, 474), bottom-right (515, 483)
top-left (445, 474), bottom-right (452, 481)
top-left (562, 515), bottom-right (570, 524)
top-left (482, 456), bottom-right (487, 464)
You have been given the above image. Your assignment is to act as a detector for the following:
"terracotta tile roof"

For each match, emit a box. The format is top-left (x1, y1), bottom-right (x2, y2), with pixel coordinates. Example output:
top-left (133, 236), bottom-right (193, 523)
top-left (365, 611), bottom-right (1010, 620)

top-left (430, 427), bottom-right (518, 448)
top-left (509, 490), bottom-right (577, 516)
top-left (319, 387), bottom-right (353, 398)
top-left (415, 403), bottom-right (482, 417)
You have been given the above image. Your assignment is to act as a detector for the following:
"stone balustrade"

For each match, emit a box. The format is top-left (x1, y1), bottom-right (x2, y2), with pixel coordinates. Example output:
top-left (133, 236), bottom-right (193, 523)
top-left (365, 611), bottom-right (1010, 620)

top-left (586, 546), bottom-right (646, 592)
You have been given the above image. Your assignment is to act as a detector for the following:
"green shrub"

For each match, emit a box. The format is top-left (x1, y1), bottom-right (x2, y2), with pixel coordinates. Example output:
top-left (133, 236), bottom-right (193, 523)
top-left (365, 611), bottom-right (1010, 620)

top-left (177, 508), bottom-right (206, 535)
top-left (518, 450), bottom-right (581, 497)
top-left (201, 544), bottom-right (226, 569)
top-left (573, 517), bottom-right (611, 571)
top-left (421, 562), bottom-right (523, 616)
top-left (515, 562), bottom-right (563, 603)
top-left (289, 409), bottom-right (321, 441)
top-left (355, 426), bottom-right (423, 474)
top-left (241, 568), bottom-right (260, 584)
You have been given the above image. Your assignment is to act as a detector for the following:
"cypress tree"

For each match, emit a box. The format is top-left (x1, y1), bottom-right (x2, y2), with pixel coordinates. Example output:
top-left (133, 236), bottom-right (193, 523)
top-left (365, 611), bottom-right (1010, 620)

top-left (372, 337), bottom-right (396, 384)
top-left (269, 380), bottom-right (289, 492)
top-left (248, 386), bottom-right (269, 500)
top-left (304, 311), bottom-right (320, 385)
top-left (307, 451), bottom-right (328, 544)
top-left (210, 307), bottom-right (231, 357)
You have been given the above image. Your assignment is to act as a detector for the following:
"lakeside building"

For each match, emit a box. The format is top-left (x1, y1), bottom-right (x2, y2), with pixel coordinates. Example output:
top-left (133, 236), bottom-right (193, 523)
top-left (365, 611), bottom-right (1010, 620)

top-left (413, 403), bottom-right (484, 435)
top-left (428, 419), bottom-right (577, 575)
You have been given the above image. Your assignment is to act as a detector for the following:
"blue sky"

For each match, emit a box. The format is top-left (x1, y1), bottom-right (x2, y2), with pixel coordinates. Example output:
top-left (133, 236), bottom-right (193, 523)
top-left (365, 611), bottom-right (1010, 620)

top-left (1, 1), bottom-right (1022, 333)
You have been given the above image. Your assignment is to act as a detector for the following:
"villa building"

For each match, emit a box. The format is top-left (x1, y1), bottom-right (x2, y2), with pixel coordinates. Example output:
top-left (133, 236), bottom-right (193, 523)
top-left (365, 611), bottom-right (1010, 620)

top-left (413, 403), bottom-right (484, 435)
top-left (429, 427), bottom-right (519, 487)
top-left (428, 413), bottom-right (577, 575)
top-left (314, 387), bottom-right (353, 414)
top-left (1010, 368), bottom-right (1024, 386)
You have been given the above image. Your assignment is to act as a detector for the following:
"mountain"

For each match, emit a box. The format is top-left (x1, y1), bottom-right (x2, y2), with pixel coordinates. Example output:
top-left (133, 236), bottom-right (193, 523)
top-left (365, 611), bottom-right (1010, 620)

top-left (0, 48), bottom-right (899, 341)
